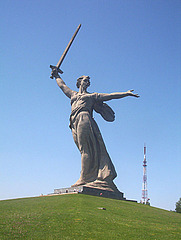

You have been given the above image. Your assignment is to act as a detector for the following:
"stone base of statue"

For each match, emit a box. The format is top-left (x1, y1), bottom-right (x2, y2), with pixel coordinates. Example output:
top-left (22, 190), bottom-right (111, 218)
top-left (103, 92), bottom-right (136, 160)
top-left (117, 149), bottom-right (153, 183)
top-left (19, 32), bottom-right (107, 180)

top-left (80, 186), bottom-right (126, 200)
top-left (54, 181), bottom-right (126, 200)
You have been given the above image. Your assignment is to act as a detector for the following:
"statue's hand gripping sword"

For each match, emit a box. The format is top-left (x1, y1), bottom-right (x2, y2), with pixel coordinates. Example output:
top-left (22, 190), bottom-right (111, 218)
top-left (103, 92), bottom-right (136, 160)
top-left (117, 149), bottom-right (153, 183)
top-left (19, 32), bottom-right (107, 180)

top-left (50, 24), bottom-right (81, 79)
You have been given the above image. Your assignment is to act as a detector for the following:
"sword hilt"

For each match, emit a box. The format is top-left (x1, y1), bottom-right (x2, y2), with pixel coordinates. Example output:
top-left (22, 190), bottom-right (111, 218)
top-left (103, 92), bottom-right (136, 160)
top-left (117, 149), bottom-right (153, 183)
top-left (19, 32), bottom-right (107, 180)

top-left (50, 65), bottom-right (63, 79)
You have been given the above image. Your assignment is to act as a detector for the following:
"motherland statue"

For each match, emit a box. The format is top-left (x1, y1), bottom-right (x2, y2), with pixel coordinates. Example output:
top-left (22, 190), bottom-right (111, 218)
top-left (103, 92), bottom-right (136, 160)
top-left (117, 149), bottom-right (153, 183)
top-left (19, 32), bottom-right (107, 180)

top-left (51, 71), bottom-right (139, 192)
top-left (50, 25), bottom-right (139, 194)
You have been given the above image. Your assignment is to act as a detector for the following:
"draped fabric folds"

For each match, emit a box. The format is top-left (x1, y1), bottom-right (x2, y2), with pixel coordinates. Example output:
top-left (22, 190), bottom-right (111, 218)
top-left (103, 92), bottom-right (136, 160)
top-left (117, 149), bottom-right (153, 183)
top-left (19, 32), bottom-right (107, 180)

top-left (69, 92), bottom-right (117, 186)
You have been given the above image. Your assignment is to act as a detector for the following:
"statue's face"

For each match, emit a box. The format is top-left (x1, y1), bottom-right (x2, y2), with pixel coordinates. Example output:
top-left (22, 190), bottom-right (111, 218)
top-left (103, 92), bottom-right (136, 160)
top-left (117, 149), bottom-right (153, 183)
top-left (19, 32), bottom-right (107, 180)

top-left (80, 76), bottom-right (90, 89)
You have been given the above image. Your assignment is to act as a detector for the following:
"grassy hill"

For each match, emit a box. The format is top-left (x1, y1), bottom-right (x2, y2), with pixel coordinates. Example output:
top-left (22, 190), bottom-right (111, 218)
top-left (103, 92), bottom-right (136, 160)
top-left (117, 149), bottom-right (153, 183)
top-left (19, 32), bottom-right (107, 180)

top-left (0, 194), bottom-right (181, 239)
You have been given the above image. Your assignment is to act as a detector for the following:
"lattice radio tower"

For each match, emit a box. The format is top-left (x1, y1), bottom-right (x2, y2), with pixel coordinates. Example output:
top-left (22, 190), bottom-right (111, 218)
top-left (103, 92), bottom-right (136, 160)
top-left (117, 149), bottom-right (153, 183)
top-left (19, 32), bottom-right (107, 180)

top-left (142, 144), bottom-right (148, 204)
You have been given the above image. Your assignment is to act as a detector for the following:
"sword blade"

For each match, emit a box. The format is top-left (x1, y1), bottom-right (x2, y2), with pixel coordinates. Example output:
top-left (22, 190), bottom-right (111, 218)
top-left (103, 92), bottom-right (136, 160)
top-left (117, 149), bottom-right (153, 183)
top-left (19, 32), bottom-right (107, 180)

top-left (56, 24), bottom-right (81, 69)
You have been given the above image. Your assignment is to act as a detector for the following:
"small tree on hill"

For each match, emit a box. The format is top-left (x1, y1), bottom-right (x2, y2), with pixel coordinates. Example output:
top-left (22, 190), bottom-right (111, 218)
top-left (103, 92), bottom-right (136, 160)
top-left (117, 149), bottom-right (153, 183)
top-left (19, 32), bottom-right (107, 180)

top-left (175, 198), bottom-right (181, 213)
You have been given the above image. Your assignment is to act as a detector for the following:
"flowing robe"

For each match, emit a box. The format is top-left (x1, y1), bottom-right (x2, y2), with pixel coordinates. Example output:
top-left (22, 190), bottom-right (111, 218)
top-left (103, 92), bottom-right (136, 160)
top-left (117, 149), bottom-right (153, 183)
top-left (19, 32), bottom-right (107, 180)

top-left (69, 92), bottom-right (117, 185)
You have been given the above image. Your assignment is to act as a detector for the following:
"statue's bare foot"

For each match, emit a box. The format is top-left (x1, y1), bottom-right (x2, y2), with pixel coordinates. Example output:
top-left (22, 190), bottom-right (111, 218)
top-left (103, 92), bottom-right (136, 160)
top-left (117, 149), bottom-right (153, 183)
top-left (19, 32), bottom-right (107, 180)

top-left (71, 179), bottom-right (86, 187)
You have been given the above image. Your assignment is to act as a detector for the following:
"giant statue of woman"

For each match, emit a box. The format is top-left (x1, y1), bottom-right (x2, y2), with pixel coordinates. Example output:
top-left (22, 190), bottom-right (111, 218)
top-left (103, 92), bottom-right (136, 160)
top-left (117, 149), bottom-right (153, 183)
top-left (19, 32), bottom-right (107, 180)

top-left (52, 69), bottom-right (139, 192)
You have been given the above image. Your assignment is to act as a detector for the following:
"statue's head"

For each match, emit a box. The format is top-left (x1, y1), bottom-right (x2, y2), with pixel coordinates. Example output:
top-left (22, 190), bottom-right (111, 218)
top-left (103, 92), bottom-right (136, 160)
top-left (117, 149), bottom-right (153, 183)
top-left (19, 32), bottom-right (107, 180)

top-left (76, 75), bottom-right (90, 89)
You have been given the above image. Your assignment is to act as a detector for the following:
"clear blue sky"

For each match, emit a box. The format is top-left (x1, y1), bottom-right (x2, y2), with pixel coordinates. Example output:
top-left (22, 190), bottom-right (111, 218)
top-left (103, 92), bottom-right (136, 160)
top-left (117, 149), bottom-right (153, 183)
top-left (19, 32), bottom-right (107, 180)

top-left (0, 0), bottom-right (180, 211)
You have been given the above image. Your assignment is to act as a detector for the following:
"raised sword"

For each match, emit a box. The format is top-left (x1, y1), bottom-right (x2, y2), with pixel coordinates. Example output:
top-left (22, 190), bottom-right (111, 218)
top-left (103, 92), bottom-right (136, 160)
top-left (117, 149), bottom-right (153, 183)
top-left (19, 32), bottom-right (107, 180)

top-left (50, 24), bottom-right (81, 79)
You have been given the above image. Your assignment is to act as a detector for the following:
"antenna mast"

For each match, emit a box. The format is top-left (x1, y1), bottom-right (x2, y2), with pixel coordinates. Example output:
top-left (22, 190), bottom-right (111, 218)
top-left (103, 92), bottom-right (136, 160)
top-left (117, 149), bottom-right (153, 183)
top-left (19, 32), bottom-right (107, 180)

top-left (142, 144), bottom-right (148, 204)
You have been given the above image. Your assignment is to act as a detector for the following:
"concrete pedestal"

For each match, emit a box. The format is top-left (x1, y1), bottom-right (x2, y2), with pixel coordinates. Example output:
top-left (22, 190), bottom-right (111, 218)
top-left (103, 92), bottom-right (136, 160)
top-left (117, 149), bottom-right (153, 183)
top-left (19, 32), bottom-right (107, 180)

top-left (54, 186), bottom-right (126, 200)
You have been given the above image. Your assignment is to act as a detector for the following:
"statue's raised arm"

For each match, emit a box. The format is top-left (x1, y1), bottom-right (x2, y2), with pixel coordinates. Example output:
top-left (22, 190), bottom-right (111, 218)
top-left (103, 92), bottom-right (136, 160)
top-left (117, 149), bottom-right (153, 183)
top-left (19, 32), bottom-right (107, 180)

top-left (52, 70), bottom-right (75, 99)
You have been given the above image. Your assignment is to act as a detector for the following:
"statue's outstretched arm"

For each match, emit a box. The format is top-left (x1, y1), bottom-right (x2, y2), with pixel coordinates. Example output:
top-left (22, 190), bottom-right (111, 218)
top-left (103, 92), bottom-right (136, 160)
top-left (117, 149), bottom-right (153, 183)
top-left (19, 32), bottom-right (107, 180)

top-left (98, 90), bottom-right (139, 101)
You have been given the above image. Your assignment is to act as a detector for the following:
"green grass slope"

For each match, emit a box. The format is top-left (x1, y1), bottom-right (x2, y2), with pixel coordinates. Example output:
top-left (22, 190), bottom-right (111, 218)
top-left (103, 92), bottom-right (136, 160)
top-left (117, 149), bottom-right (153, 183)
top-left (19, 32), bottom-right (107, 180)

top-left (0, 194), bottom-right (181, 239)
